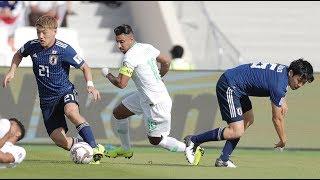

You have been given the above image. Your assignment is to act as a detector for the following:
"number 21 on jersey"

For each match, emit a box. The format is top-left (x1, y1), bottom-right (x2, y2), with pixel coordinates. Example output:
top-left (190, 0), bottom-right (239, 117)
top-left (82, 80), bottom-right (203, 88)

top-left (39, 65), bottom-right (49, 77)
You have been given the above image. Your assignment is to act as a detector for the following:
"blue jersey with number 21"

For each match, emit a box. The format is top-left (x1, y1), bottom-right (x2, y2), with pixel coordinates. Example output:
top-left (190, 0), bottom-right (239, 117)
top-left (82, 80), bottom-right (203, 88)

top-left (19, 39), bottom-right (85, 106)
top-left (224, 62), bottom-right (289, 107)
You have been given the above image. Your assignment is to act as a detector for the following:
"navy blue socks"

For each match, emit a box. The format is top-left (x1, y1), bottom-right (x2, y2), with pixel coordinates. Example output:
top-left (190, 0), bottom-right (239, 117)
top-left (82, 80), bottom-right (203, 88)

top-left (77, 122), bottom-right (97, 148)
top-left (219, 138), bottom-right (240, 161)
top-left (191, 127), bottom-right (225, 144)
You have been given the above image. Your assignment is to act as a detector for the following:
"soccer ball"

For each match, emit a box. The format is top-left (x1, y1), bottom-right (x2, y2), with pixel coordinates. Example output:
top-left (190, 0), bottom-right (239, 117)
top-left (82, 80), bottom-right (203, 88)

top-left (70, 142), bottom-right (93, 164)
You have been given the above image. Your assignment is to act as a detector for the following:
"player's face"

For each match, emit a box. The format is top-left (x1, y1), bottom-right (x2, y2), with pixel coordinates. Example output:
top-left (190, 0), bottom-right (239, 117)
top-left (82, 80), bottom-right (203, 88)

top-left (36, 27), bottom-right (57, 48)
top-left (115, 34), bottom-right (134, 54)
top-left (288, 70), bottom-right (307, 90)
top-left (9, 121), bottom-right (21, 139)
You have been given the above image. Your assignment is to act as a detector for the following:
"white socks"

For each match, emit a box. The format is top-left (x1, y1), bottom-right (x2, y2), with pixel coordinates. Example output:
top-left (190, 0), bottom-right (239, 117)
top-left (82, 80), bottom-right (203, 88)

top-left (115, 118), bottom-right (131, 150)
top-left (159, 136), bottom-right (186, 152)
top-left (115, 118), bottom-right (186, 152)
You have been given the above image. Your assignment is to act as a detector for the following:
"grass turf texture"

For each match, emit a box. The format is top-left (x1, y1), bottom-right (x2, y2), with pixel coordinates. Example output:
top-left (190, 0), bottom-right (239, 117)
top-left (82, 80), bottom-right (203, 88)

top-left (1, 145), bottom-right (319, 178)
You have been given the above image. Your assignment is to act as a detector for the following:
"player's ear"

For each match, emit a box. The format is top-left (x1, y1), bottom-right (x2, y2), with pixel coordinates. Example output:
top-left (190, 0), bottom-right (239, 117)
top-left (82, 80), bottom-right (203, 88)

top-left (129, 33), bottom-right (134, 41)
top-left (288, 70), bottom-right (293, 77)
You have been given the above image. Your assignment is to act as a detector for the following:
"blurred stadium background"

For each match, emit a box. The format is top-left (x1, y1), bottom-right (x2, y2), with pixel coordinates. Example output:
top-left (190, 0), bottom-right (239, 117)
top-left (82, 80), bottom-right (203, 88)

top-left (1, 1), bottom-right (320, 151)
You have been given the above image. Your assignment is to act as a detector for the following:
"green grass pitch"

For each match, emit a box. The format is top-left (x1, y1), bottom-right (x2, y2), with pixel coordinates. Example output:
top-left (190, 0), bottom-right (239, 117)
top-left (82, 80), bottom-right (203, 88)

top-left (1, 144), bottom-right (320, 178)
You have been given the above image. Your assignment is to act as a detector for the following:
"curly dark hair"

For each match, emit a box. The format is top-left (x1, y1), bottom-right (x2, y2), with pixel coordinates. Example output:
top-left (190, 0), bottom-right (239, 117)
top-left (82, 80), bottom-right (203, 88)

top-left (288, 58), bottom-right (314, 83)
top-left (114, 24), bottom-right (133, 36)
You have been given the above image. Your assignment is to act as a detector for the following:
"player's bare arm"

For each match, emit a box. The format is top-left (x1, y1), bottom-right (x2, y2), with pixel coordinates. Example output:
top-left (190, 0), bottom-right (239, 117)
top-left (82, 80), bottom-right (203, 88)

top-left (156, 54), bottom-right (171, 77)
top-left (271, 102), bottom-right (287, 148)
top-left (79, 62), bottom-right (101, 102)
top-left (0, 151), bottom-right (15, 163)
top-left (280, 98), bottom-right (288, 117)
top-left (106, 72), bottom-right (130, 89)
top-left (2, 52), bottom-right (23, 88)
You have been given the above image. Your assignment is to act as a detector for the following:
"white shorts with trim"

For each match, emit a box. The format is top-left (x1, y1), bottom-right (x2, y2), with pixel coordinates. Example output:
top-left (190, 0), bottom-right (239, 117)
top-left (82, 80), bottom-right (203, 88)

top-left (122, 91), bottom-right (172, 137)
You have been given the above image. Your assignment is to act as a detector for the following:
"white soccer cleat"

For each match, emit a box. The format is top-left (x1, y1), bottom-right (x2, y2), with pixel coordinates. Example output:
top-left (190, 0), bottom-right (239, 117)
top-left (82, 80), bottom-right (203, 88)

top-left (215, 158), bottom-right (237, 168)
top-left (185, 146), bottom-right (195, 164)
top-left (101, 67), bottom-right (109, 77)
top-left (184, 135), bottom-right (204, 165)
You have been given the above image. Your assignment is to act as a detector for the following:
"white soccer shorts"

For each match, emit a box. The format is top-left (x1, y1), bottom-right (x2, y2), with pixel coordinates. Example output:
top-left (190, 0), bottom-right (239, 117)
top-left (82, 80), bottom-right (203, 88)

top-left (122, 91), bottom-right (172, 137)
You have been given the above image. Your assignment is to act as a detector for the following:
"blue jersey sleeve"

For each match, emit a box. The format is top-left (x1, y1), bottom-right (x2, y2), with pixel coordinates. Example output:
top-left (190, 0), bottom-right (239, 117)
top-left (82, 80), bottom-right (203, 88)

top-left (270, 88), bottom-right (286, 107)
top-left (18, 40), bottom-right (35, 57)
top-left (63, 45), bottom-right (85, 68)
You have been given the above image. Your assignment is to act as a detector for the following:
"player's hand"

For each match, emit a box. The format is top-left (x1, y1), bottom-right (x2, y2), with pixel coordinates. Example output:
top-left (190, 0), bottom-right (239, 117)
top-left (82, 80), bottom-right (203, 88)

top-left (87, 86), bottom-right (101, 102)
top-left (101, 67), bottom-right (109, 78)
top-left (2, 71), bottom-right (15, 88)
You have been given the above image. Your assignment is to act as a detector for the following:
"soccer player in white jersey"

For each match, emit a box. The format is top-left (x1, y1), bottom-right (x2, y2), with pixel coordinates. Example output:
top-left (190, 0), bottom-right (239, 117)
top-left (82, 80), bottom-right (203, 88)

top-left (101, 24), bottom-right (203, 164)
top-left (0, 118), bottom-right (26, 169)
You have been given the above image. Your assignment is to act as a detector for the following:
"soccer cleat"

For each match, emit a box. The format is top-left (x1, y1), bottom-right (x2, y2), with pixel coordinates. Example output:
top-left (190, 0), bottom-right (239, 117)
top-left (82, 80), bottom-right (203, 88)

top-left (193, 146), bottom-right (205, 165)
top-left (214, 158), bottom-right (237, 168)
top-left (92, 144), bottom-right (105, 164)
top-left (104, 146), bottom-right (133, 159)
top-left (89, 160), bottom-right (100, 165)
top-left (184, 135), bottom-right (204, 165)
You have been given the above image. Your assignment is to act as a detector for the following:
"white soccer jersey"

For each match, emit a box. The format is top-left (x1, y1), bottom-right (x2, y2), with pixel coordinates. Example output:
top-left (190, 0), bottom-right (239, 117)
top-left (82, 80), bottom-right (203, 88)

top-left (0, 118), bottom-right (10, 139)
top-left (0, 142), bottom-right (26, 168)
top-left (120, 43), bottom-right (170, 104)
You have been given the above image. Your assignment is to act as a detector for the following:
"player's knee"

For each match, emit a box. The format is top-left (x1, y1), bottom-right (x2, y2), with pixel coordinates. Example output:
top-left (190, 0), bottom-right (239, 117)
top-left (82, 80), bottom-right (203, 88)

top-left (148, 136), bottom-right (162, 145)
top-left (226, 127), bottom-right (244, 139)
top-left (64, 106), bottom-right (77, 119)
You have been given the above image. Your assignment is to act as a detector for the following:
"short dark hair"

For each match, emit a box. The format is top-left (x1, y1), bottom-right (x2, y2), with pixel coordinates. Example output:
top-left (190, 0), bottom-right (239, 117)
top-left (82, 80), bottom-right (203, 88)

top-left (9, 118), bottom-right (25, 141)
top-left (288, 58), bottom-right (314, 83)
top-left (170, 45), bottom-right (184, 58)
top-left (114, 24), bottom-right (133, 36)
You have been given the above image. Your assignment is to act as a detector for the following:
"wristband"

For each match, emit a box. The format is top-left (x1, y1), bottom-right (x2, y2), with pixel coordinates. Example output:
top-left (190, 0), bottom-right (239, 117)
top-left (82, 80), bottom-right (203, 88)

top-left (87, 81), bottom-right (94, 87)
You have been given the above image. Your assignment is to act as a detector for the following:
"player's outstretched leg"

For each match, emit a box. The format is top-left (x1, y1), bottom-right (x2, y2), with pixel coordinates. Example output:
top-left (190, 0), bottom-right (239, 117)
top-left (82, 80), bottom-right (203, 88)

top-left (104, 118), bottom-right (134, 159)
top-left (184, 135), bottom-right (204, 165)
top-left (157, 136), bottom-right (186, 152)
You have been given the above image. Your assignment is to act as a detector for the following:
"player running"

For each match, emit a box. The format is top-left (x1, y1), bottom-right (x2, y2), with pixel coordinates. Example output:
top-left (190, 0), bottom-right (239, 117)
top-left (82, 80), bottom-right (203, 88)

top-left (2, 15), bottom-right (105, 164)
top-left (101, 24), bottom-right (203, 165)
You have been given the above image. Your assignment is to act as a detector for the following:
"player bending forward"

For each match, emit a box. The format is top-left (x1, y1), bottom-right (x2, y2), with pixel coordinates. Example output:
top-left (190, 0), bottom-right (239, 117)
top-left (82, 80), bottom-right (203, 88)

top-left (185, 59), bottom-right (314, 167)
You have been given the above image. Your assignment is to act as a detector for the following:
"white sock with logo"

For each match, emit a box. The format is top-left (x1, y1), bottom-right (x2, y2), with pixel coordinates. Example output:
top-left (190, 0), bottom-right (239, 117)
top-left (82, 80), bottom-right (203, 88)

top-left (115, 118), bottom-right (131, 150)
top-left (159, 136), bottom-right (186, 152)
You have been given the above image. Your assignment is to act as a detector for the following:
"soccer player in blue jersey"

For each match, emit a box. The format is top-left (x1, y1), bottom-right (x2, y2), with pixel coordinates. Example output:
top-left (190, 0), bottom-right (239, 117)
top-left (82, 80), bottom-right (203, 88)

top-left (2, 15), bottom-right (105, 164)
top-left (184, 59), bottom-right (314, 167)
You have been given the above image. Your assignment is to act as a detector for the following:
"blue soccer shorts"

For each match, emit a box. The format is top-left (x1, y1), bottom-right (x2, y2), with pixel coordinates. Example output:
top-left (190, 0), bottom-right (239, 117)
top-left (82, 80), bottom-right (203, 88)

top-left (40, 89), bottom-right (79, 136)
top-left (216, 74), bottom-right (252, 124)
